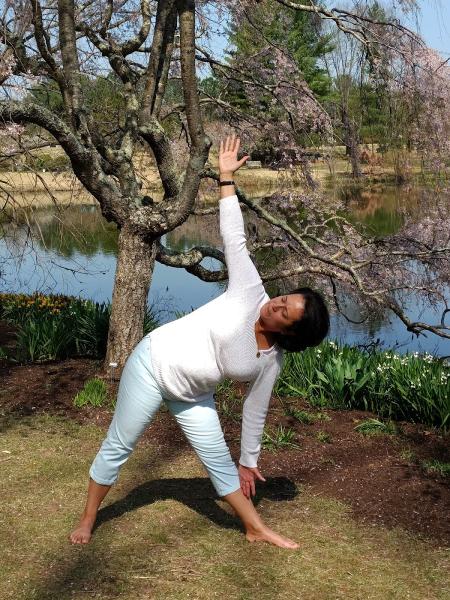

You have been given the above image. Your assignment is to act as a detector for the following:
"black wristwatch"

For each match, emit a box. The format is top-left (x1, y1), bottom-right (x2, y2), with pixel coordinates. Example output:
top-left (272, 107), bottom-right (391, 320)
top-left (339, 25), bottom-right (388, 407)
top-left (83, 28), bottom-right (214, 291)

top-left (218, 180), bottom-right (235, 186)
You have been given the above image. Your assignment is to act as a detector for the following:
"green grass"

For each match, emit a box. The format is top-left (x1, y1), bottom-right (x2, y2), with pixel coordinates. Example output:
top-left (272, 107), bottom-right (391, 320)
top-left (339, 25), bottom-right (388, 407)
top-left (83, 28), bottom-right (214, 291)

top-left (354, 418), bottom-right (397, 436)
top-left (316, 430), bottom-right (332, 443)
top-left (0, 413), bottom-right (448, 600)
top-left (73, 378), bottom-right (108, 408)
top-left (399, 447), bottom-right (415, 462)
top-left (422, 460), bottom-right (450, 478)
top-left (284, 406), bottom-right (331, 424)
top-left (262, 425), bottom-right (299, 451)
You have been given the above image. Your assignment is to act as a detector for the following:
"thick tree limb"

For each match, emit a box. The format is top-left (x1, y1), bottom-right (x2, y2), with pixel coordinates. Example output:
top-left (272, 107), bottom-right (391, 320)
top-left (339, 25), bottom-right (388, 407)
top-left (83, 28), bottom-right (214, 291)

top-left (0, 100), bottom-right (128, 222)
top-left (140, 0), bottom-right (177, 119)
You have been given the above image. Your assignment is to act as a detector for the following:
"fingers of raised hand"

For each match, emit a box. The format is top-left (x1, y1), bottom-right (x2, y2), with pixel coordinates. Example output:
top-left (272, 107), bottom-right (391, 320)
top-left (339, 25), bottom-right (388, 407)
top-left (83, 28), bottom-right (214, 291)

top-left (221, 134), bottom-right (240, 155)
top-left (226, 134), bottom-right (235, 153)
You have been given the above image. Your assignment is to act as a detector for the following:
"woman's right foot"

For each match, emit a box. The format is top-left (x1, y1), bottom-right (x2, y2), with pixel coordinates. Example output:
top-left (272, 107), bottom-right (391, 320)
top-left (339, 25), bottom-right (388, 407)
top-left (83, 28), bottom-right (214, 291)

top-left (69, 518), bottom-right (95, 544)
top-left (246, 526), bottom-right (299, 549)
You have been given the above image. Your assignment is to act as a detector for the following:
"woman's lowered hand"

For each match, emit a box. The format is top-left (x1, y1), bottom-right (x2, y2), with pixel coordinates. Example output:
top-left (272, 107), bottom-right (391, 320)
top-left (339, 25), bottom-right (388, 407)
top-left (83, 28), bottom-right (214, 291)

top-left (238, 463), bottom-right (266, 499)
top-left (219, 134), bottom-right (249, 176)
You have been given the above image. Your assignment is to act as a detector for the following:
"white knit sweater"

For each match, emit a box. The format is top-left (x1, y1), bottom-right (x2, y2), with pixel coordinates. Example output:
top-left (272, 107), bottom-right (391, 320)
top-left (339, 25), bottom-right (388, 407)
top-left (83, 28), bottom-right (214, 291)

top-left (149, 194), bottom-right (284, 467)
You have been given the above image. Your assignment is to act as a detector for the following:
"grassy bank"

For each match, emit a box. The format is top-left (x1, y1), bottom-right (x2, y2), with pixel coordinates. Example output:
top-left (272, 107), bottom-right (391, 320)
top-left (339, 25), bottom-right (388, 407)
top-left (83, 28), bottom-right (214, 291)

top-left (1, 412), bottom-right (448, 600)
top-left (1, 146), bottom-right (436, 210)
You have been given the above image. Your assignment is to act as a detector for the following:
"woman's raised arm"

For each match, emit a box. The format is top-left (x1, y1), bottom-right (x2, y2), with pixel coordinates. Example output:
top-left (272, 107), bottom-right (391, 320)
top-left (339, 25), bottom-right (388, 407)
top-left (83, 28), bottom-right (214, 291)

top-left (218, 135), bottom-right (263, 293)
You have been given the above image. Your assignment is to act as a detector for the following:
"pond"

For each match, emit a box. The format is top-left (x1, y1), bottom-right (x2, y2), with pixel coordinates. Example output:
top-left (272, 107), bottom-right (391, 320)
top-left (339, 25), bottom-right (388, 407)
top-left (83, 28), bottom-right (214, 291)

top-left (1, 184), bottom-right (449, 357)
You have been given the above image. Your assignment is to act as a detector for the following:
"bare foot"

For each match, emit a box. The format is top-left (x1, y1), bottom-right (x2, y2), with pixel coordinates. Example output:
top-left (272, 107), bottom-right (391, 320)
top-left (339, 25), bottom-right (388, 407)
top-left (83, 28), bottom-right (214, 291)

top-left (246, 526), bottom-right (299, 549)
top-left (69, 518), bottom-right (95, 545)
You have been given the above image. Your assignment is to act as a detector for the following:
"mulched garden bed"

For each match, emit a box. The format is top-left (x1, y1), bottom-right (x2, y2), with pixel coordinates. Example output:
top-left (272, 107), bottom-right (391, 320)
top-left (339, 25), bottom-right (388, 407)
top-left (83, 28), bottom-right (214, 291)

top-left (0, 350), bottom-right (449, 546)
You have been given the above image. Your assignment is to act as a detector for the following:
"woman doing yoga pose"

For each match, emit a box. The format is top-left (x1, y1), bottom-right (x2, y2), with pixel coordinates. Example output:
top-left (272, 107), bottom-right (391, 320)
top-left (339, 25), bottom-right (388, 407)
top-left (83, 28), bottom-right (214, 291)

top-left (69, 134), bottom-right (330, 549)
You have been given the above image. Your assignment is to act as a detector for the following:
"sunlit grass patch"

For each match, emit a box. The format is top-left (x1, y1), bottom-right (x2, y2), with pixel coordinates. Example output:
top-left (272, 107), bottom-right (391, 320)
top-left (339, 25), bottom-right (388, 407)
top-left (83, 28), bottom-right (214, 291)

top-left (215, 378), bottom-right (243, 422)
top-left (284, 406), bottom-right (331, 424)
top-left (399, 447), bottom-right (415, 462)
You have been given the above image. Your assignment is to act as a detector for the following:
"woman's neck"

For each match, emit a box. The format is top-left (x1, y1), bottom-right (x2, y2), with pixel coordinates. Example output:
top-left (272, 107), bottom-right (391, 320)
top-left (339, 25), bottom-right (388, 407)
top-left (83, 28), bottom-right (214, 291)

top-left (255, 319), bottom-right (277, 349)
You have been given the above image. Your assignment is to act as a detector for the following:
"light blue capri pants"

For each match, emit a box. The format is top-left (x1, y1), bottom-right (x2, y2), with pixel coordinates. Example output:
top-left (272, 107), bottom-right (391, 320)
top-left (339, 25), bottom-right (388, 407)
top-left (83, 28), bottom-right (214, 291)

top-left (89, 334), bottom-right (241, 497)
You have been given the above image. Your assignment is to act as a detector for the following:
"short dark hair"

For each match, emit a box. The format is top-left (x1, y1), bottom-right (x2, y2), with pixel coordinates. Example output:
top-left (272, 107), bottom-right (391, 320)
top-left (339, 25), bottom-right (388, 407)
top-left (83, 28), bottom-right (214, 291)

top-left (274, 287), bottom-right (330, 352)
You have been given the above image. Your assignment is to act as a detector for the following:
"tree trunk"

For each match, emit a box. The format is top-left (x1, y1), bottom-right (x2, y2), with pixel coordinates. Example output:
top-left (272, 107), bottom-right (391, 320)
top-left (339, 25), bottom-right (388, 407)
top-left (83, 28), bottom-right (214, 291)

top-left (341, 106), bottom-right (362, 179)
top-left (105, 225), bottom-right (157, 374)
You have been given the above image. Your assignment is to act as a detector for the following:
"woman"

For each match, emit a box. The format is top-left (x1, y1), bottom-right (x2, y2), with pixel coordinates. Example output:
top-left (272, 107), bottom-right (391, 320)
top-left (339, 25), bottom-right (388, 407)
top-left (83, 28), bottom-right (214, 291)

top-left (69, 134), bottom-right (330, 549)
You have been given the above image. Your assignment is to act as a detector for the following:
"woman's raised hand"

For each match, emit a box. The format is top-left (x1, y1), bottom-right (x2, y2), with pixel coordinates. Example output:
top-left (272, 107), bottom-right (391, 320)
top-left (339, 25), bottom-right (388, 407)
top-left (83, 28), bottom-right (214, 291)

top-left (219, 134), bottom-right (249, 176)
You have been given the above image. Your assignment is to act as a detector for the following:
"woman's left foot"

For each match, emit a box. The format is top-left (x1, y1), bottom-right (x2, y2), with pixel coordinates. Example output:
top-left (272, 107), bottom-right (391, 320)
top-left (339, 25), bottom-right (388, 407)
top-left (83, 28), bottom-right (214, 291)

top-left (69, 517), bottom-right (95, 544)
top-left (246, 526), bottom-right (299, 549)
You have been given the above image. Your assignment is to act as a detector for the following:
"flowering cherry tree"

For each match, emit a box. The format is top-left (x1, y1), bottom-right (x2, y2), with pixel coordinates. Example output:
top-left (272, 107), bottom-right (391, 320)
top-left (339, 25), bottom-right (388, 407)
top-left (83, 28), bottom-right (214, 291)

top-left (0, 0), bottom-right (448, 369)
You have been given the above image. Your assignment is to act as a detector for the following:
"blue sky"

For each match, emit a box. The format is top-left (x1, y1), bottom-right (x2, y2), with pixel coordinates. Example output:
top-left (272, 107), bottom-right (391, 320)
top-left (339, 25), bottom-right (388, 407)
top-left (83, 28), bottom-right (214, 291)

top-left (408, 0), bottom-right (450, 55)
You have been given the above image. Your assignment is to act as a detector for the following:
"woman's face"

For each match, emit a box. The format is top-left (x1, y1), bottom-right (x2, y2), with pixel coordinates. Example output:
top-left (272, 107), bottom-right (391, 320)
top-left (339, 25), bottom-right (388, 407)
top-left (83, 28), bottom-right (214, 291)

top-left (259, 294), bottom-right (305, 334)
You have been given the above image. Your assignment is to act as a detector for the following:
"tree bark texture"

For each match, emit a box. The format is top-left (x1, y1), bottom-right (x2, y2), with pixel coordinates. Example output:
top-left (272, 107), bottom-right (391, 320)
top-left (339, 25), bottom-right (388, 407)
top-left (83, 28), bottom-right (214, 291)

top-left (105, 225), bottom-right (156, 372)
top-left (341, 106), bottom-right (362, 178)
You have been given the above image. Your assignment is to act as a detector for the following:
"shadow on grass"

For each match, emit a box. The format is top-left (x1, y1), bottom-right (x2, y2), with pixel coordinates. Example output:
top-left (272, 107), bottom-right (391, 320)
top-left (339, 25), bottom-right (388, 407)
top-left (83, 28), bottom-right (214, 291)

top-left (29, 476), bottom-right (298, 600)
top-left (95, 475), bottom-right (299, 534)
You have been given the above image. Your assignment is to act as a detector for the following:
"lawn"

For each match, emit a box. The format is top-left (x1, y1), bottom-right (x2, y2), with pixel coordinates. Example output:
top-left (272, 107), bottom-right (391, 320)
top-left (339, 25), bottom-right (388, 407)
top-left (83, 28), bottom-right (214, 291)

top-left (1, 413), bottom-right (448, 600)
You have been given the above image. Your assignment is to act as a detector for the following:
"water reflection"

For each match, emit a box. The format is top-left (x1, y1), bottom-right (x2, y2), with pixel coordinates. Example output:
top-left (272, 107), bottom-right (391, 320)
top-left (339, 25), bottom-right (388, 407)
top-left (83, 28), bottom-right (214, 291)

top-left (0, 185), bottom-right (449, 356)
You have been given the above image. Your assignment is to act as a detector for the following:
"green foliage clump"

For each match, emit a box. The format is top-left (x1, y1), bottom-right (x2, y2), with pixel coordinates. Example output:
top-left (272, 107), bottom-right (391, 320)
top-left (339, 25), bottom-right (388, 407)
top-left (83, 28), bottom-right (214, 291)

top-left (354, 418), bottom-right (397, 436)
top-left (285, 408), bottom-right (315, 424)
top-left (0, 292), bottom-right (158, 362)
top-left (421, 460), bottom-right (450, 478)
top-left (275, 341), bottom-right (450, 431)
top-left (284, 405), bottom-right (331, 424)
top-left (24, 152), bottom-right (70, 172)
top-left (262, 425), bottom-right (299, 451)
top-left (73, 378), bottom-right (108, 408)
top-left (316, 431), bottom-right (332, 443)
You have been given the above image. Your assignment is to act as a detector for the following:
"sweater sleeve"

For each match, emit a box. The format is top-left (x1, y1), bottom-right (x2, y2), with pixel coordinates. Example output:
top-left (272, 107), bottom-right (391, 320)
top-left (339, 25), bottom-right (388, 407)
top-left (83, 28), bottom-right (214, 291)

top-left (219, 195), bottom-right (262, 293)
top-left (239, 353), bottom-right (283, 468)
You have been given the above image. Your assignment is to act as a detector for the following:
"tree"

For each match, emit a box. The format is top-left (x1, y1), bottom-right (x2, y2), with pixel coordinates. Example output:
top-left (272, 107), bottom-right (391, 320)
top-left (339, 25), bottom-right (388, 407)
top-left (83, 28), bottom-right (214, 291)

top-left (219, 0), bottom-right (333, 168)
top-left (0, 0), bottom-right (448, 372)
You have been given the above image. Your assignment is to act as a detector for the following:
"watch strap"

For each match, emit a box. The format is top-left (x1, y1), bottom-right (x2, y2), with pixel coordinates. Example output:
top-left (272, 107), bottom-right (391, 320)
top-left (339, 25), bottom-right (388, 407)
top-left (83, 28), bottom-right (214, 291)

top-left (218, 180), bottom-right (235, 186)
